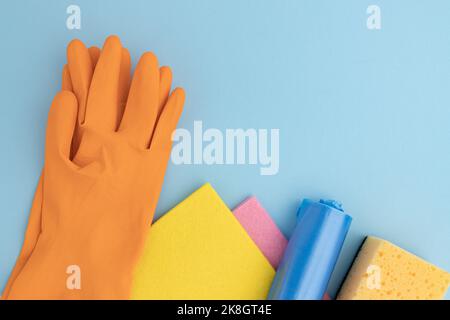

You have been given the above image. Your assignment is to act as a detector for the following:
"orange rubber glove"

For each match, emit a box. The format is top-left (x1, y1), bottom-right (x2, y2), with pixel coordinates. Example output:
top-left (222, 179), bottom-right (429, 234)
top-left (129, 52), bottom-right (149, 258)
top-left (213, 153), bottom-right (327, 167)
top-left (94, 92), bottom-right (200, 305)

top-left (1, 43), bottom-right (105, 299)
top-left (2, 37), bottom-right (174, 299)
top-left (5, 36), bottom-right (184, 299)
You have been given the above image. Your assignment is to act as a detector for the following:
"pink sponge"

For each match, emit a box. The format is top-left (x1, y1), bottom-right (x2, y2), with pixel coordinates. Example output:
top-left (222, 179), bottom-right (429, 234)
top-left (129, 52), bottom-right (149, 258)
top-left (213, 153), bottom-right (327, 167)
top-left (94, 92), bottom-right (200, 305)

top-left (233, 196), bottom-right (288, 269)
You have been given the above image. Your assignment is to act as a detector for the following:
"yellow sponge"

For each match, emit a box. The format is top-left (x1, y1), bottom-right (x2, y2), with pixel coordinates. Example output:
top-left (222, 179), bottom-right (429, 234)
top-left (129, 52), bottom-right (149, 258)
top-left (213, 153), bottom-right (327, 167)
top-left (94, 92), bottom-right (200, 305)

top-left (131, 183), bottom-right (275, 299)
top-left (337, 237), bottom-right (450, 300)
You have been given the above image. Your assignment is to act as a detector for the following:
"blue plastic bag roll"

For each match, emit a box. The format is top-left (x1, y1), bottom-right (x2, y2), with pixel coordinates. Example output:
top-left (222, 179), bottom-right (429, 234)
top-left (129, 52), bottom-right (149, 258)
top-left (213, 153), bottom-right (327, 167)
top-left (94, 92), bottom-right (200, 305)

top-left (268, 199), bottom-right (352, 300)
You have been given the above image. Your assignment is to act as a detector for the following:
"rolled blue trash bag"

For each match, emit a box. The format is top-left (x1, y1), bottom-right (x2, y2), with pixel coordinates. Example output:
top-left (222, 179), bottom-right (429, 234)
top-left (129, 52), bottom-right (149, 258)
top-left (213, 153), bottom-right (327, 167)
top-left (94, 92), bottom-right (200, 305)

top-left (268, 199), bottom-right (352, 300)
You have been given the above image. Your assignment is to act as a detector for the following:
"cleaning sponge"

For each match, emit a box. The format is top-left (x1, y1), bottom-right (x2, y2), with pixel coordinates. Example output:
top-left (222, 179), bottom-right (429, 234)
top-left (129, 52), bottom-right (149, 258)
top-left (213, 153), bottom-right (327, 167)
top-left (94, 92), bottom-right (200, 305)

top-left (131, 184), bottom-right (275, 299)
top-left (233, 196), bottom-right (287, 269)
top-left (337, 236), bottom-right (450, 300)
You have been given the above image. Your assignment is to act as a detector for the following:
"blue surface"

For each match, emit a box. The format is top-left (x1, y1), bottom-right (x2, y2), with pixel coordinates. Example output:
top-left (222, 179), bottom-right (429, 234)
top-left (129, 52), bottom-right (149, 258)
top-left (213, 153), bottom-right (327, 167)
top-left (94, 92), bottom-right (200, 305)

top-left (0, 0), bottom-right (449, 298)
top-left (269, 199), bottom-right (352, 299)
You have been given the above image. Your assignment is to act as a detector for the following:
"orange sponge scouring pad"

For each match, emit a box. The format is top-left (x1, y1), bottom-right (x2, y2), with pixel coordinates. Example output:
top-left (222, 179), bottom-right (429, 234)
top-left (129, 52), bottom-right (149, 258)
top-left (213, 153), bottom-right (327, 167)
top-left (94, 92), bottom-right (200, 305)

top-left (337, 236), bottom-right (450, 300)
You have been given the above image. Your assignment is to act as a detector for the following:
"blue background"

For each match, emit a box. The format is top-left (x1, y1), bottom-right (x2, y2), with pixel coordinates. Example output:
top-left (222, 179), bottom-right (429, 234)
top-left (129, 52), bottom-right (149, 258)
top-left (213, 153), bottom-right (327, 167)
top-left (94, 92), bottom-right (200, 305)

top-left (0, 0), bottom-right (449, 298)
